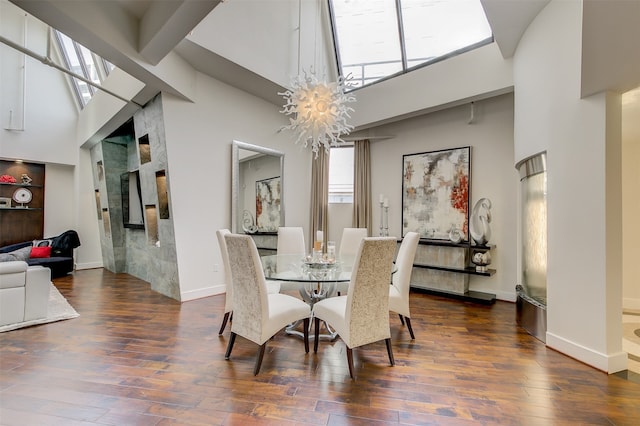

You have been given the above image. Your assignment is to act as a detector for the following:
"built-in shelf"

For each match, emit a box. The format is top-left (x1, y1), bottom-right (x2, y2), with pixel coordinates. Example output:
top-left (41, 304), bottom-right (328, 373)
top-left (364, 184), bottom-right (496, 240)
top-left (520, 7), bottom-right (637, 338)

top-left (0, 182), bottom-right (43, 188)
top-left (411, 286), bottom-right (496, 305)
top-left (1, 160), bottom-right (45, 246)
top-left (412, 262), bottom-right (496, 276)
top-left (399, 236), bottom-right (497, 304)
top-left (0, 207), bottom-right (43, 211)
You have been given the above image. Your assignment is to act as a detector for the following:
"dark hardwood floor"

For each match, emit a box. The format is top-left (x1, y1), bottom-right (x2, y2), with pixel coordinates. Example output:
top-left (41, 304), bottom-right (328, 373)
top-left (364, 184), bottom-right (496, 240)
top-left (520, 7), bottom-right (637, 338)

top-left (1, 268), bottom-right (639, 425)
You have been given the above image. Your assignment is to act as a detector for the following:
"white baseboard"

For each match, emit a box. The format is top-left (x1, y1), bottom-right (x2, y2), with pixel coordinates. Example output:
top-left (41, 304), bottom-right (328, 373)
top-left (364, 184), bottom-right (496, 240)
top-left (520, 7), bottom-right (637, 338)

top-left (546, 332), bottom-right (628, 373)
top-left (495, 290), bottom-right (516, 303)
top-left (75, 261), bottom-right (103, 270)
top-left (181, 284), bottom-right (225, 302)
top-left (623, 297), bottom-right (640, 311)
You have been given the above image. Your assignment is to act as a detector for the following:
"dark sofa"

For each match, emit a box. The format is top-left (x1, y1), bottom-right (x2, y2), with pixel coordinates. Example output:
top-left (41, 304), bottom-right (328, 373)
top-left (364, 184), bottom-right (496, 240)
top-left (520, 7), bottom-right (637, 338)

top-left (0, 230), bottom-right (81, 278)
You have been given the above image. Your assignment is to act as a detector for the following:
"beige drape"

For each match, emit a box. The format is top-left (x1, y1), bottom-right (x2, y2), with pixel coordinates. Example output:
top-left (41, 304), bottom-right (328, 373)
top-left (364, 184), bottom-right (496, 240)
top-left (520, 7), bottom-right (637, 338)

top-left (352, 139), bottom-right (372, 234)
top-left (310, 148), bottom-right (329, 251)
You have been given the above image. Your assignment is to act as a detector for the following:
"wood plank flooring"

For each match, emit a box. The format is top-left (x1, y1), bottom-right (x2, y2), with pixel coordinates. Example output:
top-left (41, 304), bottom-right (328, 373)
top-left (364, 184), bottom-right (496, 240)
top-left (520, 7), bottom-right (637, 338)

top-left (1, 268), bottom-right (639, 425)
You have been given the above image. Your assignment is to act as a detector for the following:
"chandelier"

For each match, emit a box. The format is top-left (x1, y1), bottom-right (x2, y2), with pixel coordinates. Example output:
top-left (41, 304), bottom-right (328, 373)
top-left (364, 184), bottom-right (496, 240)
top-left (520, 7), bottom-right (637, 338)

top-left (279, 68), bottom-right (356, 158)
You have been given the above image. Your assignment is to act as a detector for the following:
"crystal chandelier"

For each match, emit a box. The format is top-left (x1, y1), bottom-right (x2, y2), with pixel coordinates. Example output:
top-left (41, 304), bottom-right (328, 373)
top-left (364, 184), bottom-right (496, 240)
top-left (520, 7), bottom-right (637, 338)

top-left (279, 68), bottom-right (356, 158)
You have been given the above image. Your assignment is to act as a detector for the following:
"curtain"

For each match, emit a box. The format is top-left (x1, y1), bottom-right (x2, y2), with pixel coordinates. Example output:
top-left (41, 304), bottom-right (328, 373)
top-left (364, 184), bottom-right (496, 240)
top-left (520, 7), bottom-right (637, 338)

top-left (352, 139), bottom-right (371, 234)
top-left (310, 148), bottom-right (329, 251)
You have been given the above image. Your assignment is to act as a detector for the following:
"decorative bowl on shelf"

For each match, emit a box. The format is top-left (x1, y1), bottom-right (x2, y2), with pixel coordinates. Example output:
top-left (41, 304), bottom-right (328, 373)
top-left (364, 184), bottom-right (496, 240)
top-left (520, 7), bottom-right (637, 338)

top-left (471, 251), bottom-right (491, 272)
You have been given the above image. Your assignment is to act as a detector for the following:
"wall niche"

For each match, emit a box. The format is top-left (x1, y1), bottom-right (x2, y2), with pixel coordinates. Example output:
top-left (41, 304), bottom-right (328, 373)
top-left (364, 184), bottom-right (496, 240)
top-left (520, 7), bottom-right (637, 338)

top-left (0, 159), bottom-right (45, 246)
top-left (155, 170), bottom-right (169, 219)
top-left (138, 134), bottom-right (151, 164)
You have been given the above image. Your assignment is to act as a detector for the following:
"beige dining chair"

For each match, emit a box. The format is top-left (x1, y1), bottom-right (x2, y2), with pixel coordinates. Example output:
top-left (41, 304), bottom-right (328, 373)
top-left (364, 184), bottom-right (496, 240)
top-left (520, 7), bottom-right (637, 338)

top-left (312, 237), bottom-right (397, 379)
top-left (223, 234), bottom-right (311, 375)
top-left (389, 231), bottom-right (420, 339)
top-left (216, 229), bottom-right (280, 335)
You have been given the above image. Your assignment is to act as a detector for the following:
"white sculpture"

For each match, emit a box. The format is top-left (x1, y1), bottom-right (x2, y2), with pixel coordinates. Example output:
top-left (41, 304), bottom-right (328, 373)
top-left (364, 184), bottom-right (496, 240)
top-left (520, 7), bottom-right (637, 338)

top-left (470, 198), bottom-right (492, 246)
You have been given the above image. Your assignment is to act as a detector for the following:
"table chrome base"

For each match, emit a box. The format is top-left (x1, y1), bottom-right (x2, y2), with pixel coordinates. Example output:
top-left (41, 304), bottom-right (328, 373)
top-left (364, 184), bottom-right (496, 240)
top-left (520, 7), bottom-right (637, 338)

top-left (286, 281), bottom-right (340, 340)
top-left (285, 317), bottom-right (337, 340)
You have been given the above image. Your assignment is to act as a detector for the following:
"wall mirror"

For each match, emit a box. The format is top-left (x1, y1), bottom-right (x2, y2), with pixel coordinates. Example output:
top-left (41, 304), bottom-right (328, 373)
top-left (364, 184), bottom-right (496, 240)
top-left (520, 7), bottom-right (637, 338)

top-left (231, 140), bottom-right (285, 234)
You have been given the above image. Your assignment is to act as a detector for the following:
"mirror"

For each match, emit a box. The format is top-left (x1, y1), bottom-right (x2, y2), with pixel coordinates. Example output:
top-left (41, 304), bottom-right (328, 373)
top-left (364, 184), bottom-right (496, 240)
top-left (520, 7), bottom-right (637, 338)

top-left (120, 170), bottom-right (144, 229)
top-left (232, 140), bottom-right (285, 234)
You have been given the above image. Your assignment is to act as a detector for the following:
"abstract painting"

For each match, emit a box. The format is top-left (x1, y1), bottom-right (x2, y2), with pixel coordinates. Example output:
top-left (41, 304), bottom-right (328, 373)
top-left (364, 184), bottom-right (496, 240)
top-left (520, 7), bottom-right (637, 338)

top-left (256, 176), bottom-right (281, 233)
top-left (402, 147), bottom-right (470, 241)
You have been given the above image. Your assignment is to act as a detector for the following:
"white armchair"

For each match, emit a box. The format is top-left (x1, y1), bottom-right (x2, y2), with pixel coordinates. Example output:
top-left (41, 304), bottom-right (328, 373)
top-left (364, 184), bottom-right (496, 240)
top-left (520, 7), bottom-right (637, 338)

top-left (389, 232), bottom-right (420, 339)
top-left (312, 237), bottom-right (397, 379)
top-left (0, 261), bottom-right (51, 326)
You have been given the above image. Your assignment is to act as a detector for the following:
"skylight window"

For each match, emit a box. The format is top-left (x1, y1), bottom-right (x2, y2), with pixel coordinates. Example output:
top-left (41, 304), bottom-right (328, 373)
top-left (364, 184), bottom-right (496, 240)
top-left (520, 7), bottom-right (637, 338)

top-left (329, 0), bottom-right (493, 89)
top-left (53, 29), bottom-right (114, 108)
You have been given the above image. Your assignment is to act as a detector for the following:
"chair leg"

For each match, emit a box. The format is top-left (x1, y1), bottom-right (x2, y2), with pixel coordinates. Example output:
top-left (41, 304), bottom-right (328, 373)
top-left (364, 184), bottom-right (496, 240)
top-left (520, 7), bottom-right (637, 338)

top-left (254, 343), bottom-right (267, 375)
top-left (303, 318), bottom-right (310, 353)
top-left (313, 317), bottom-right (320, 353)
top-left (385, 338), bottom-right (395, 366)
top-left (225, 332), bottom-right (236, 359)
top-left (398, 313), bottom-right (405, 325)
top-left (405, 317), bottom-right (415, 340)
top-left (346, 347), bottom-right (355, 379)
top-left (218, 312), bottom-right (230, 335)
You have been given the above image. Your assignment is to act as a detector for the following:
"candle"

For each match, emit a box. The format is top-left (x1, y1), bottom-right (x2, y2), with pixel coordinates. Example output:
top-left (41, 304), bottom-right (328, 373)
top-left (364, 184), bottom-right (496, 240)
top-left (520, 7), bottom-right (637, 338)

top-left (383, 198), bottom-right (389, 207)
top-left (379, 193), bottom-right (384, 203)
top-left (316, 230), bottom-right (323, 242)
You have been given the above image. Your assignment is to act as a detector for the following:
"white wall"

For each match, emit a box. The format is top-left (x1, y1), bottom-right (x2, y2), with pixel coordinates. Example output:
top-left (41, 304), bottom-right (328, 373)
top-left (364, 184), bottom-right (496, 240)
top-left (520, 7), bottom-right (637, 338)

top-left (1, 1), bottom-right (102, 270)
top-left (0, 2), bottom-right (78, 165)
top-left (622, 90), bottom-right (640, 311)
top-left (43, 163), bottom-right (75, 237)
top-left (161, 71), bottom-right (312, 301)
top-left (371, 93), bottom-right (518, 301)
top-left (75, 147), bottom-right (103, 270)
top-left (188, 0), bottom-right (333, 88)
top-left (351, 43), bottom-right (513, 130)
top-left (513, 0), bottom-right (626, 373)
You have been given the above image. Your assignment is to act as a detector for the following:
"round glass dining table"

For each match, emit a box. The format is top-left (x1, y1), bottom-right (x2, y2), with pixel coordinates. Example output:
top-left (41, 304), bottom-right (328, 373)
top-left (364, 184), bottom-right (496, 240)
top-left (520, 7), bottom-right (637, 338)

top-left (260, 254), bottom-right (396, 340)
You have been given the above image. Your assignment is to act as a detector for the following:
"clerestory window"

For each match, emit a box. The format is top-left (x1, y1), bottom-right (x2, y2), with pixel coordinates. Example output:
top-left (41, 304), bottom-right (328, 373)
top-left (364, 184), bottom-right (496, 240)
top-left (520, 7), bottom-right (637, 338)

top-left (328, 0), bottom-right (493, 90)
top-left (53, 29), bottom-right (115, 109)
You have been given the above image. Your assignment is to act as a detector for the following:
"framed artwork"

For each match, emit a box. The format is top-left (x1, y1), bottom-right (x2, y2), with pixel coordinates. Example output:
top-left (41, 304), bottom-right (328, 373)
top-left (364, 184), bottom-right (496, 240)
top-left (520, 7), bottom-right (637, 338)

top-left (402, 146), bottom-right (470, 241)
top-left (255, 176), bottom-right (281, 232)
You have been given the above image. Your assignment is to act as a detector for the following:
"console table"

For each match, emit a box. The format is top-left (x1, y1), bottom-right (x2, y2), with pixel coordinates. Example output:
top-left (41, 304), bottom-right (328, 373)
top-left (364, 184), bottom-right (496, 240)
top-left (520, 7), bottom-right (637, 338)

top-left (404, 238), bottom-right (496, 304)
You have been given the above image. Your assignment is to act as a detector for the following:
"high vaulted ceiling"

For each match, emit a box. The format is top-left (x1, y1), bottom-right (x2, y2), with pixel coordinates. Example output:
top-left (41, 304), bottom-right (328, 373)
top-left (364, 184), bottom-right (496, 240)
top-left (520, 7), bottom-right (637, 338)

top-left (7, 0), bottom-right (639, 114)
top-left (9, 0), bottom-right (547, 106)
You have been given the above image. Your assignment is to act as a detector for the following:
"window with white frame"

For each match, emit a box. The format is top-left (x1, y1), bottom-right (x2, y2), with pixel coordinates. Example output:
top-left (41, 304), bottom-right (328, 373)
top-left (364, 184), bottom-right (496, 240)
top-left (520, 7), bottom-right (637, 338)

top-left (328, 0), bottom-right (493, 90)
top-left (328, 146), bottom-right (354, 203)
top-left (53, 29), bottom-right (115, 109)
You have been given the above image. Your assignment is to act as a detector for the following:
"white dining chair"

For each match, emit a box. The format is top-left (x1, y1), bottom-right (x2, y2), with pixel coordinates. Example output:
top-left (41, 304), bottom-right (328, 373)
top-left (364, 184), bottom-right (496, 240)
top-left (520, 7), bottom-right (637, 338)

top-left (336, 228), bottom-right (368, 294)
top-left (216, 229), bottom-right (280, 335)
top-left (224, 234), bottom-right (311, 375)
top-left (389, 231), bottom-right (420, 339)
top-left (276, 226), bottom-right (306, 291)
top-left (277, 226), bottom-right (306, 255)
top-left (312, 237), bottom-right (397, 379)
top-left (338, 227), bottom-right (368, 257)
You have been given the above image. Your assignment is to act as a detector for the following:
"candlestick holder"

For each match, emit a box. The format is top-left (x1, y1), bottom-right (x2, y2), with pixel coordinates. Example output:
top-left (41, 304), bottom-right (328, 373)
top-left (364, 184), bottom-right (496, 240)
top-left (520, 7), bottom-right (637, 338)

top-left (383, 206), bottom-right (389, 236)
top-left (379, 200), bottom-right (384, 236)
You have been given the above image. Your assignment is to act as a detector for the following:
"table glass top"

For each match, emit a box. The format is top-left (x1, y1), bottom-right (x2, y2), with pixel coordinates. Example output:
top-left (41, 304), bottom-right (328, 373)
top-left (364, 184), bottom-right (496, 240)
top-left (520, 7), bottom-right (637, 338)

top-left (260, 254), bottom-right (355, 283)
top-left (261, 254), bottom-right (395, 283)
